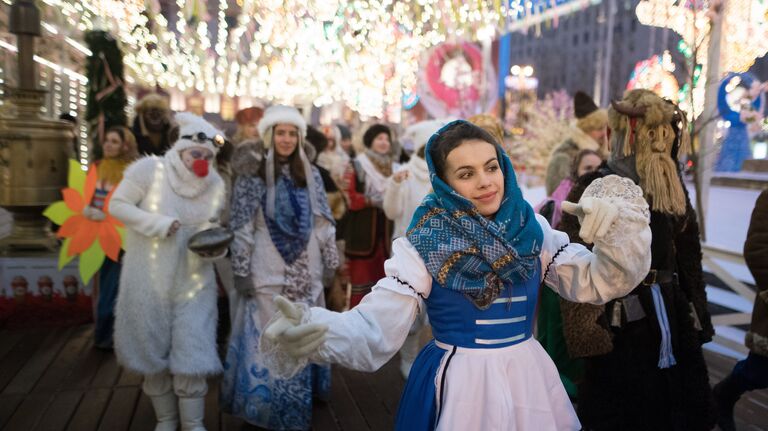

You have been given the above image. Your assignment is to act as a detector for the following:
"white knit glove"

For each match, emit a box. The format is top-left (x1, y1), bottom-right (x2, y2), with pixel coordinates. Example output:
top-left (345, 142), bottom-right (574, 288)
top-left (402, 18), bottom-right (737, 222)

top-left (82, 206), bottom-right (106, 221)
top-left (263, 296), bottom-right (328, 359)
top-left (561, 196), bottom-right (619, 244)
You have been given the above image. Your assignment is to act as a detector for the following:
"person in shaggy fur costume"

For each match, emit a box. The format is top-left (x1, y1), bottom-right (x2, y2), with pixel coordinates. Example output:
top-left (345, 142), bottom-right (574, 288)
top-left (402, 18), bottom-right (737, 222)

top-left (132, 93), bottom-right (175, 156)
top-left (557, 89), bottom-right (715, 431)
top-left (109, 112), bottom-right (227, 431)
top-left (544, 91), bottom-right (609, 196)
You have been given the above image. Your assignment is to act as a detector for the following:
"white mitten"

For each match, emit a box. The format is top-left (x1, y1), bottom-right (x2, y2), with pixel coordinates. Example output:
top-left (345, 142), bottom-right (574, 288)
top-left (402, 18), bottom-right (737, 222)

top-left (263, 296), bottom-right (328, 360)
top-left (82, 206), bottom-right (106, 221)
top-left (561, 197), bottom-right (619, 244)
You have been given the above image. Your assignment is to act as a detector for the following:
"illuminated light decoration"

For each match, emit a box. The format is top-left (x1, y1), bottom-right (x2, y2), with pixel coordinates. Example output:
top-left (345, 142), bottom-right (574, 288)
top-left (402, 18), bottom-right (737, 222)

top-left (636, 0), bottom-right (768, 119)
top-left (31, 0), bottom-right (591, 120)
top-left (626, 51), bottom-right (681, 101)
top-left (402, 92), bottom-right (421, 110)
top-left (41, 21), bottom-right (59, 34)
top-left (714, 72), bottom-right (766, 171)
top-left (506, 0), bottom-right (601, 32)
top-left (0, 40), bottom-right (88, 84)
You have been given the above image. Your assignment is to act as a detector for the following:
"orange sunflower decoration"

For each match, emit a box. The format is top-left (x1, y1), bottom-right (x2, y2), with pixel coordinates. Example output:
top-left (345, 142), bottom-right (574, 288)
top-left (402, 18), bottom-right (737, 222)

top-left (43, 160), bottom-right (125, 283)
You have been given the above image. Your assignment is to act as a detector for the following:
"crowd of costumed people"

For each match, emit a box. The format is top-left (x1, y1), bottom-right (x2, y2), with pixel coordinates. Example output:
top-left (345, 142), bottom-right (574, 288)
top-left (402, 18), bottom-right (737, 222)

top-left (43, 87), bottom-right (767, 431)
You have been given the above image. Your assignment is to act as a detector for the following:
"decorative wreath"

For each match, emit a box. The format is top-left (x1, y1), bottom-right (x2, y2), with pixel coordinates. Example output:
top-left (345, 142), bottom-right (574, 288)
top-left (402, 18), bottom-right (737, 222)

top-left (424, 41), bottom-right (483, 109)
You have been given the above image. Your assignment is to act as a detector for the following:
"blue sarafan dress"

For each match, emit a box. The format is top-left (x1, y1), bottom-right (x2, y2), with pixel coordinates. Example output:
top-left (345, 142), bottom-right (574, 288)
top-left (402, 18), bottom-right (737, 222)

top-left (260, 121), bottom-right (654, 430)
top-left (395, 263), bottom-right (557, 430)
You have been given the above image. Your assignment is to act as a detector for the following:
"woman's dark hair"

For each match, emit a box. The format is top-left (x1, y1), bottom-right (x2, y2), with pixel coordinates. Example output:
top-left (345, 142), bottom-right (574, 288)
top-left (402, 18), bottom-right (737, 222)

top-left (260, 125), bottom-right (307, 187)
top-left (570, 149), bottom-right (603, 179)
top-left (305, 125), bottom-right (328, 162)
top-left (429, 121), bottom-right (498, 180)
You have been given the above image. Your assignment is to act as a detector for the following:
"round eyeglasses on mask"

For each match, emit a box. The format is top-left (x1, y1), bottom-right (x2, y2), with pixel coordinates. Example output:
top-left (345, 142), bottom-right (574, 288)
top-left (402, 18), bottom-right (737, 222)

top-left (182, 132), bottom-right (226, 148)
top-left (186, 149), bottom-right (214, 161)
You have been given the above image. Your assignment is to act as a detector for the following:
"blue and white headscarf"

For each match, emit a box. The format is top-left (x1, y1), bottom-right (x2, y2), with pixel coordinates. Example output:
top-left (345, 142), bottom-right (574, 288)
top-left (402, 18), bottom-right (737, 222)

top-left (230, 165), bottom-right (333, 265)
top-left (406, 120), bottom-right (543, 307)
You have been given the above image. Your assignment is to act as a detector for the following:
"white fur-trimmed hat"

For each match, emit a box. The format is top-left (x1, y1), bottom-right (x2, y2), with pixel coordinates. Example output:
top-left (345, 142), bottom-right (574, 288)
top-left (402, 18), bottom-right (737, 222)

top-left (257, 105), bottom-right (307, 139)
top-left (172, 112), bottom-right (226, 154)
top-left (403, 120), bottom-right (446, 153)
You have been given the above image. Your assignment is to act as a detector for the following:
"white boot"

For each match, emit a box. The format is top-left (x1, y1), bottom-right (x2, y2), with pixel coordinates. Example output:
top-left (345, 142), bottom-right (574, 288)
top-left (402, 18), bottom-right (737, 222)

top-left (178, 397), bottom-right (207, 431)
top-left (149, 391), bottom-right (179, 431)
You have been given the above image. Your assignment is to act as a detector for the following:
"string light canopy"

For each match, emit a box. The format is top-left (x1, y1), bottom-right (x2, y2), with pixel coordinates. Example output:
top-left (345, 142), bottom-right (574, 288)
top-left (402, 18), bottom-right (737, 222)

top-left (25, 0), bottom-right (594, 119)
top-left (636, 0), bottom-right (768, 119)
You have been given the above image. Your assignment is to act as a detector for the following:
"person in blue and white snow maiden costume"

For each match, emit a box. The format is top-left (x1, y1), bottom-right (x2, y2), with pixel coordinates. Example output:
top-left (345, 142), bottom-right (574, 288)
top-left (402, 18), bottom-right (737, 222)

top-left (259, 120), bottom-right (652, 430)
top-left (221, 105), bottom-right (338, 430)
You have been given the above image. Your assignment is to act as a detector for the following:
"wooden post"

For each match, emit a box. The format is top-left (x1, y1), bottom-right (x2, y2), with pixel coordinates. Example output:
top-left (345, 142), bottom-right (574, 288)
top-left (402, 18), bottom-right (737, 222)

top-left (696, 1), bottom-right (724, 241)
top-left (599, 0), bottom-right (616, 106)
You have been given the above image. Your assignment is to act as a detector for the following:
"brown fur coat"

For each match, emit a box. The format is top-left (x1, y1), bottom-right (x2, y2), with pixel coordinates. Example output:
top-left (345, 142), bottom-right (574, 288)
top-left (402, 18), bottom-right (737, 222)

top-left (745, 189), bottom-right (768, 356)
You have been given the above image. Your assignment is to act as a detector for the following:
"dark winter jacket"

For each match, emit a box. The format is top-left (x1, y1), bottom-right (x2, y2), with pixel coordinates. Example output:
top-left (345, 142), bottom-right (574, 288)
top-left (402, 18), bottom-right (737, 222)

top-left (745, 189), bottom-right (768, 357)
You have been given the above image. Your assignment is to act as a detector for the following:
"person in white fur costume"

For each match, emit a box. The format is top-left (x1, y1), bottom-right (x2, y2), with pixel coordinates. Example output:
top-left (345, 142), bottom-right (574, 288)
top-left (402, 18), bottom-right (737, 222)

top-left (110, 112), bottom-right (227, 431)
top-left (383, 119), bottom-right (444, 379)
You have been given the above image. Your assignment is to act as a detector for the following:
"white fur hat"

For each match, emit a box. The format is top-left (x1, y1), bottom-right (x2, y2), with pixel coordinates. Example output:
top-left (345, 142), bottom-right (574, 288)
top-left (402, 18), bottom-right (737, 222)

top-left (403, 120), bottom-right (446, 153)
top-left (172, 112), bottom-right (226, 154)
top-left (257, 105), bottom-right (307, 139)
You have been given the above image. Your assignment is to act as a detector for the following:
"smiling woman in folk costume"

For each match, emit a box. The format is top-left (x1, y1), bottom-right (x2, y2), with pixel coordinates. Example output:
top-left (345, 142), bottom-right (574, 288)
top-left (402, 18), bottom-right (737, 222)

top-left (343, 123), bottom-right (399, 307)
top-left (258, 120), bottom-right (653, 430)
top-left (86, 126), bottom-right (139, 349)
top-left (109, 113), bottom-right (227, 431)
top-left (557, 89), bottom-right (716, 431)
top-left (222, 105), bottom-right (338, 430)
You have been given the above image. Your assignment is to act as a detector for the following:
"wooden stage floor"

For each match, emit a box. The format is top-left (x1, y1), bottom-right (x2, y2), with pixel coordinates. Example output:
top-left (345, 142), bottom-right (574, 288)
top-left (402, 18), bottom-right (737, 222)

top-left (0, 325), bottom-right (766, 430)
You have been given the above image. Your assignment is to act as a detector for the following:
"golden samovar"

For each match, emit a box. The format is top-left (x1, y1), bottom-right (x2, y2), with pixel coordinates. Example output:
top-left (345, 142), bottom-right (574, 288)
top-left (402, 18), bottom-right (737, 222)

top-left (0, 0), bottom-right (75, 251)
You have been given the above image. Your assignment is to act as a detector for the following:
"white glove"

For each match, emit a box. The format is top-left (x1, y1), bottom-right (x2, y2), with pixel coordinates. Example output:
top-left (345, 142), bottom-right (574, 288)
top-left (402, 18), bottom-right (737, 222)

top-left (561, 197), bottom-right (619, 244)
top-left (82, 206), bottom-right (106, 221)
top-left (263, 296), bottom-right (328, 359)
